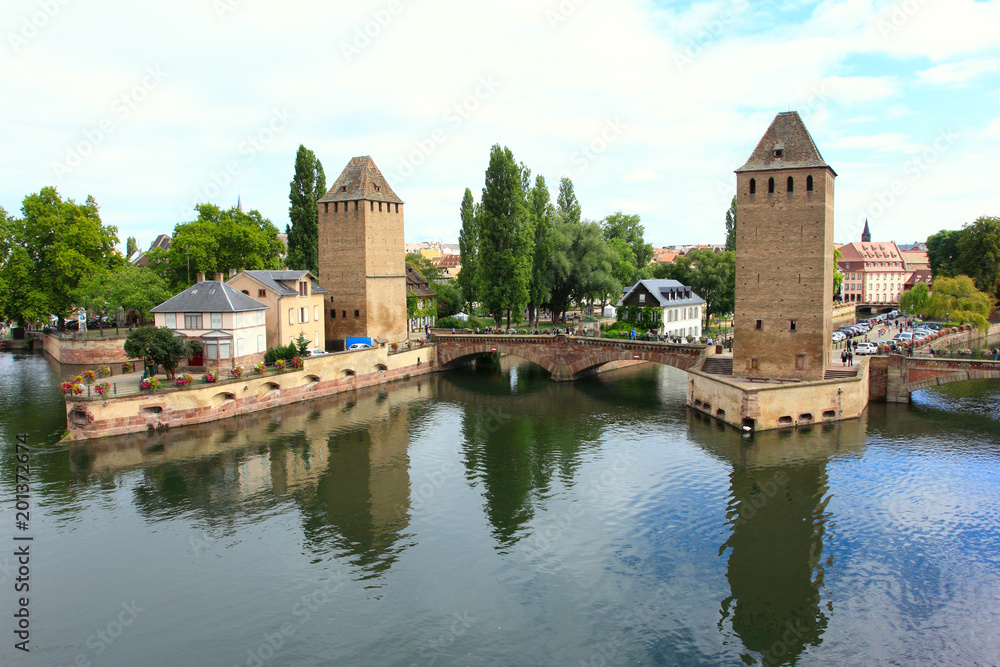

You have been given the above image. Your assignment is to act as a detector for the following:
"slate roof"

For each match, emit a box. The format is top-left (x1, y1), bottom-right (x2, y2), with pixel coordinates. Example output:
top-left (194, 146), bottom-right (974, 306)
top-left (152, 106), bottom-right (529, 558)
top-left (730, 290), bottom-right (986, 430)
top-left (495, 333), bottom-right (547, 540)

top-left (151, 280), bottom-right (269, 313)
top-left (737, 111), bottom-right (836, 175)
top-left (318, 156), bottom-right (403, 205)
top-left (235, 270), bottom-right (328, 296)
top-left (616, 279), bottom-right (705, 308)
top-left (406, 263), bottom-right (437, 298)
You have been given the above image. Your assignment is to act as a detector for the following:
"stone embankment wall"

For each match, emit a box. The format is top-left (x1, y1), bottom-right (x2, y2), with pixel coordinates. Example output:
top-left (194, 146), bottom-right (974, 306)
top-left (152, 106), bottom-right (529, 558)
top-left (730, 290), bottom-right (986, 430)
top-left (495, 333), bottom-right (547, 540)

top-left (64, 346), bottom-right (435, 441)
top-left (38, 333), bottom-right (131, 365)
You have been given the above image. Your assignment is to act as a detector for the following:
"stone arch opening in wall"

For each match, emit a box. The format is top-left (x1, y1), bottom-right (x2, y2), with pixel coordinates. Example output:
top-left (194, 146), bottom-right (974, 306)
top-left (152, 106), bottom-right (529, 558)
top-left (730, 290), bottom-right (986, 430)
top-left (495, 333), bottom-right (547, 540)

top-left (259, 382), bottom-right (280, 398)
top-left (768, 177), bottom-right (775, 193)
top-left (375, 363), bottom-right (388, 372)
top-left (749, 178), bottom-right (756, 194)
top-left (807, 175), bottom-right (814, 191)
top-left (787, 176), bottom-right (794, 192)
top-left (211, 392), bottom-right (237, 409)
top-left (302, 374), bottom-right (321, 388)
top-left (343, 369), bottom-right (356, 377)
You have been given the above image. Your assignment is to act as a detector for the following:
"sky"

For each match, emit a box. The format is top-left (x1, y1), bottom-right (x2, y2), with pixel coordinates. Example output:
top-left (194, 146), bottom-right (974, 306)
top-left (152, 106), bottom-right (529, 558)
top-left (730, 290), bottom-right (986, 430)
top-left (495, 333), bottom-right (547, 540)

top-left (2, 0), bottom-right (999, 253)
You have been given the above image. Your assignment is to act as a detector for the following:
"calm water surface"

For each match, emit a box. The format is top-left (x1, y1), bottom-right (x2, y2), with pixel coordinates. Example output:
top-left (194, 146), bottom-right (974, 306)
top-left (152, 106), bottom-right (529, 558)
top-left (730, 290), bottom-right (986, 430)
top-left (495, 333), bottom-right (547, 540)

top-left (0, 351), bottom-right (998, 666)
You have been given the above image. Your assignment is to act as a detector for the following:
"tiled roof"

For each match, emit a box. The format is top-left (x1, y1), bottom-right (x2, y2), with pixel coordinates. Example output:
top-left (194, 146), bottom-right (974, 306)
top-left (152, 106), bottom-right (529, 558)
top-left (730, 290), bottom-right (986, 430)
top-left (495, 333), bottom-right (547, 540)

top-left (318, 156), bottom-right (403, 204)
top-left (235, 270), bottom-right (328, 296)
top-left (904, 270), bottom-right (933, 286)
top-left (432, 255), bottom-right (461, 269)
top-left (616, 279), bottom-right (705, 308)
top-left (406, 263), bottom-right (437, 298)
top-left (737, 111), bottom-right (835, 175)
top-left (838, 242), bottom-right (903, 262)
top-left (151, 281), bottom-right (268, 313)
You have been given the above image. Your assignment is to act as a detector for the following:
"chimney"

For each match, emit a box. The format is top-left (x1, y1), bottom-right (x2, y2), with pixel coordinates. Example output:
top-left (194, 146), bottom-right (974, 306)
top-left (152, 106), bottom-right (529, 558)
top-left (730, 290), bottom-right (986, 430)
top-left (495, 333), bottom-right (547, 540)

top-left (228, 268), bottom-right (237, 279)
top-left (196, 272), bottom-right (205, 283)
top-left (215, 272), bottom-right (224, 282)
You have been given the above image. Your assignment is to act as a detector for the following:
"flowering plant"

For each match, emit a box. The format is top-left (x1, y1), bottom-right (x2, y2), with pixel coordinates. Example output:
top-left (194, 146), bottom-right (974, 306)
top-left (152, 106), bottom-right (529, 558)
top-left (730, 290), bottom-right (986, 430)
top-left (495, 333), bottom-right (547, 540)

top-left (175, 373), bottom-right (194, 387)
top-left (290, 356), bottom-right (303, 369)
top-left (61, 381), bottom-right (84, 395)
top-left (97, 366), bottom-right (111, 378)
top-left (231, 366), bottom-right (243, 378)
top-left (83, 370), bottom-right (97, 383)
top-left (253, 362), bottom-right (265, 374)
top-left (122, 362), bottom-right (134, 373)
top-left (205, 369), bottom-right (219, 383)
top-left (94, 381), bottom-right (111, 396)
top-left (390, 342), bottom-right (399, 351)
top-left (275, 359), bottom-right (286, 370)
top-left (140, 377), bottom-right (160, 390)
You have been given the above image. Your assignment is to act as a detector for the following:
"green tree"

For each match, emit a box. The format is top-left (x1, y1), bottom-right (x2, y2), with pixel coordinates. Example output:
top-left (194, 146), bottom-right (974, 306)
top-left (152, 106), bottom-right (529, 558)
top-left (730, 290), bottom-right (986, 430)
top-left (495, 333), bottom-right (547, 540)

top-left (546, 218), bottom-right (618, 324)
top-left (285, 145), bottom-right (327, 274)
top-left (601, 212), bottom-right (654, 271)
top-left (526, 175), bottom-right (554, 326)
top-left (0, 187), bottom-right (121, 328)
top-left (833, 247), bottom-right (844, 300)
top-left (433, 281), bottom-right (463, 318)
top-left (457, 188), bottom-right (479, 313)
top-left (294, 331), bottom-right (311, 356)
top-left (147, 204), bottom-right (284, 289)
top-left (899, 283), bottom-right (930, 316)
top-left (955, 216), bottom-right (1000, 299)
top-left (113, 265), bottom-right (173, 324)
top-left (924, 275), bottom-right (994, 330)
top-left (406, 253), bottom-right (444, 282)
top-left (123, 326), bottom-right (190, 378)
top-left (652, 254), bottom-right (693, 285)
top-left (724, 195), bottom-right (737, 252)
top-left (477, 145), bottom-right (532, 327)
top-left (926, 229), bottom-right (962, 278)
top-left (126, 236), bottom-right (138, 257)
top-left (685, 248), bottom-right (735, 329)
top-left (557, 177), bottom-right (581, 226)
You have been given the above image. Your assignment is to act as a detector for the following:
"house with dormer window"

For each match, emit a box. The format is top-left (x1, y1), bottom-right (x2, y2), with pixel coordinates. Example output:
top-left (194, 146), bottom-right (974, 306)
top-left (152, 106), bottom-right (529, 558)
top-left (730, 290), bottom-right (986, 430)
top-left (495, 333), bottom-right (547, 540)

top-left (150, 273), bottom-right (269, 368)
top-left (226, 270), bottom-right (328, 351)
top-left (617, 279), bottom-right (705, 339)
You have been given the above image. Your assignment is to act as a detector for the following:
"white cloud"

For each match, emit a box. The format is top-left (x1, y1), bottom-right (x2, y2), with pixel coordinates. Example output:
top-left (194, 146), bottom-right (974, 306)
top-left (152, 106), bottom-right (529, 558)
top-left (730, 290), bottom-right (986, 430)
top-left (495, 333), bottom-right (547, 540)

top-left (622, 169), bottom-right (662, 183)
top-left (917, 58), bottom-right (1000, 86)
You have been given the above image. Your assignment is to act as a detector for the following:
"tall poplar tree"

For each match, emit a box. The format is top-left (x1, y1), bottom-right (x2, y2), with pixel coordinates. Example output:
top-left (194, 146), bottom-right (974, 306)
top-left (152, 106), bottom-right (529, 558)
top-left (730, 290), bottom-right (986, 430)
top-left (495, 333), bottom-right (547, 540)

top-left (557, 177), bottom-right (581, 226)
top-left (285, 145), bottom-right (326, 274)
top-left (527, 175), bottom-right (554, 326)
top-left (724, 195), bottom-right (737, 251)
top-left (457, 188), bottom-right (478, 313)
top-left (477, 145), bottom-right (532, 327)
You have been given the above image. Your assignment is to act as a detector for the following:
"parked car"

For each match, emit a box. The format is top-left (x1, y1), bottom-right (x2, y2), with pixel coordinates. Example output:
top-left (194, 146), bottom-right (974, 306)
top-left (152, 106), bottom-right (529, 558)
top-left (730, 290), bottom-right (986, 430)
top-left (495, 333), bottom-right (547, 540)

top-left (347, 343), bottom-right (370, 350)
top-left (832, 332), bottom-right (846, 342)
top-left (893, 332), bottom-right (912, 342)
top-left (306, 348), bottom-right (327, 356)
top-left (855, 342), bottom-right (879, 355)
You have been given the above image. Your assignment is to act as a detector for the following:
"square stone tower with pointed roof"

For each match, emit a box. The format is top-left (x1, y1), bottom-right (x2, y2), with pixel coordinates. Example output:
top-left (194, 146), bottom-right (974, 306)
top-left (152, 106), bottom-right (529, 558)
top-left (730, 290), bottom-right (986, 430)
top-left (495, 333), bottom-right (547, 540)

top-left (317, 156), bottom-right (407, 346)
top-left (733, 112), bottom-right (836, 381)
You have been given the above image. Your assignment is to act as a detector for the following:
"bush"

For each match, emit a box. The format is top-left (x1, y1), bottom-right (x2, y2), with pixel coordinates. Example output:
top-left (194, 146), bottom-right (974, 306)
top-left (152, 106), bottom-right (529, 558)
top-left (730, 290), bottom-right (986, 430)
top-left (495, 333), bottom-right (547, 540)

top-left (265, 343), bottom-right (297, 364)
top-left (436, 316), bottom-right (466, 330)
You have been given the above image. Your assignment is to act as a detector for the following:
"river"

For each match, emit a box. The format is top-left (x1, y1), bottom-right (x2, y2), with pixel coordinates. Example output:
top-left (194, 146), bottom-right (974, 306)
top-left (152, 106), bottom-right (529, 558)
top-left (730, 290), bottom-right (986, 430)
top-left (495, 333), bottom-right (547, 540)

top-left (0, 350), bottom-right (998, 666)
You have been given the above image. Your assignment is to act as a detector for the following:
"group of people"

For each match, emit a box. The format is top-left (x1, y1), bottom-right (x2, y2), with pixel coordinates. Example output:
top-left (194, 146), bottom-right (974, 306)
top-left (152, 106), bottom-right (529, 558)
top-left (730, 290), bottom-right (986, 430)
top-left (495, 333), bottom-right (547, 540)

top-left (841, 348), bottom-right (855, 366)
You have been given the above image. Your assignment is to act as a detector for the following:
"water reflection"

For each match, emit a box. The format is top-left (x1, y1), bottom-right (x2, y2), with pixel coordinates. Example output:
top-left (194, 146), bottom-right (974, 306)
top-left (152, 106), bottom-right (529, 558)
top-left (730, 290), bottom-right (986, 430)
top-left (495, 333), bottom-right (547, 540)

top-left (691, 414), bottom-right (869, 665)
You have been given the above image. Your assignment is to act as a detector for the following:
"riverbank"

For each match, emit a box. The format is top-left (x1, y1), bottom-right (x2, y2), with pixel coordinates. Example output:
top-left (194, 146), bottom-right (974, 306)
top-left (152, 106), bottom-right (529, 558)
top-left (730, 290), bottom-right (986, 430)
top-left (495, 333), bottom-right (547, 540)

top-left (62, 346), bottom-right (435, 441)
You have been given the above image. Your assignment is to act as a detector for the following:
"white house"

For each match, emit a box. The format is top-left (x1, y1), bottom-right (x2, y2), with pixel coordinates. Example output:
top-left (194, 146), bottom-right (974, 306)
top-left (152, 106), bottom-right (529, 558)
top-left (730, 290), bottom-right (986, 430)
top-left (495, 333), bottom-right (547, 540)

top-left (616, 279), bottom-right (705, 339)
top-left (150, 273), bottom-right (269, 369)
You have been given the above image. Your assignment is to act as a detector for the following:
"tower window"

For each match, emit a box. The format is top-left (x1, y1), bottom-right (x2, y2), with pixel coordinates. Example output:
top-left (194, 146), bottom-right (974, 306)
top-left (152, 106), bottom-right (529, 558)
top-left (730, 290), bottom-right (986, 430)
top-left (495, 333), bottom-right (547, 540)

top-left (806, 175), bottom-right (814, 191)
top-left (768, 178), bottom-right (775, 194)
top-left (342, 310), bottom-right (347, 318)
top-left (370, 201), bottom-right (374, 211)
top-left (795, 354), bottom-right (806, 371)
top-left (324, 202), bottom-right (329, 213)
top-left (773, 149), bottom-right (783, 158)
top-left (790, 320), bottom-right (797, 331)
top-left (331, 309), bottom-right (336, 319)
top-left (341, 186), bottom-right (347, 192)
top-left (787, 176), bottom-right (794, 192)
top-left (749, 178), bottom-right (756, 194)
top-left (754, 319), bottom-right (762, 330)
top-left (751, 358), bottom-right (759, 370)
top-left (395, 204), bottom-right (400, 213)
top-left (379, 202), bottom-right (383, 212)
top-left (354, 310), bottom-right (360, 318)
top-left (354, 201), bottom-right (358, 211)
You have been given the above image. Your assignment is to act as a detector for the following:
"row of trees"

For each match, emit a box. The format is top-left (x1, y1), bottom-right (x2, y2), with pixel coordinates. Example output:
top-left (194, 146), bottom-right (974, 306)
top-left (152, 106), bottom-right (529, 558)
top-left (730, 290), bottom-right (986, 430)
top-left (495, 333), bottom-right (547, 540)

top-left (926, 216), bottom-right (1000, 300)
top-left (456, 145), bottom-right (656, 327)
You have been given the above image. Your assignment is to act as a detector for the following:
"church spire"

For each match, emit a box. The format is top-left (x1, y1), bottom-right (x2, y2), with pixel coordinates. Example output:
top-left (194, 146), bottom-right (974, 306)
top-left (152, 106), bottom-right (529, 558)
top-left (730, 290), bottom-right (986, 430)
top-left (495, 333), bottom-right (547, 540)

top-left (861, 219), bottom-right (871, 243)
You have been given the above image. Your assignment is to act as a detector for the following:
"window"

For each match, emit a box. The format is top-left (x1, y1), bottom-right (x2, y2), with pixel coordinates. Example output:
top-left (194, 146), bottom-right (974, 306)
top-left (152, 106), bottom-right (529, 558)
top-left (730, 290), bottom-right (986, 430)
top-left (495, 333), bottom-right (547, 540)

top-left (314, 332), bottom-right (319, 346)
top-left (354, 201), bottom-right (358, 211)
top-left (241, 290), bottom-right (249, 295)
top-left (795, 354), bottom-right (806, 370)
top-left (773, 149), bottom-right (783, 158)
top-left (331, 309), bottom-right (336, 319)
top-left (768, 177), bottom-right (775, 194)
top-left (751, 358), bottom-right (759, 370)
top-left (787, 176), bottom-right (794, 192)
top-left (184, 314), bottom-right (202, 329)
top-left (639, 293), bottom-right (646, 303)
top-left (236, 338), bottom-right (244, 357)
top-left (755, 319), bottom-right (762, 330)
top-left (165, 313), bottom-right (176, 329)
top-left (354, 310), bottom-right (360, 318)
top-left (236, 312), bottom-right (243, 328)
top-left (288, 308), bottom-right (294, 325)
top-left (299, 282), bottom-right (308, 297)
top-left (342, 310), bottom-right (347, 319)
top-left (300, 307), bottom-right (308, 323)
top-left (205, 342), bottom-right (218, 359)
top-left (790, 320), bottom-right (797, 331)
top-left (257, 310), bottom-right (264, 325)
top-left (314, 305), bottom-right (319, 321)
top-left (219, 341), bottom-right (231, 359)
top-left (806, 175), bottom-right (814, 191)
top-left (257, 334), bottom-right (264, 353)
top-left (211, 313), bottom-right (222, 329)
top-left (749, 178), bottom-right (756, 194)
top-left (258, 289), bottom-right (266, 298)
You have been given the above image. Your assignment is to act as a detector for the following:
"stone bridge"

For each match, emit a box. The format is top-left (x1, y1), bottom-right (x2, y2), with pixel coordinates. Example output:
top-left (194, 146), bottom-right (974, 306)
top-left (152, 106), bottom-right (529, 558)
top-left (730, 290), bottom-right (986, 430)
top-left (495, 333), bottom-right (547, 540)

top-left (433, 334), bottom-right (706, 381)
top-left (873, 355), bottom-right (1000, 403)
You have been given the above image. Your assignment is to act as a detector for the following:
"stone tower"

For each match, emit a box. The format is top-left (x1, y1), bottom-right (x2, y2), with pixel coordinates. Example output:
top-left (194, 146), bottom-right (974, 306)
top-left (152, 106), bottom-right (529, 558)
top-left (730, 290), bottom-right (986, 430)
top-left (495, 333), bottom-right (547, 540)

top-left (733, 112), bottom-right (836, 381)
top-left (317, 156), bottom-right (407, 346)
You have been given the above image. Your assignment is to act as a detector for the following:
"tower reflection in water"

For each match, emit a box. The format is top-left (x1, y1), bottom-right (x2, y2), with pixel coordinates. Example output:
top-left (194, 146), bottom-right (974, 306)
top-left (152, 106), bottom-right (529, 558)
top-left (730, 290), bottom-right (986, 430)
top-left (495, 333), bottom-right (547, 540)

top-left (694, 413), bottom-right (868, 665)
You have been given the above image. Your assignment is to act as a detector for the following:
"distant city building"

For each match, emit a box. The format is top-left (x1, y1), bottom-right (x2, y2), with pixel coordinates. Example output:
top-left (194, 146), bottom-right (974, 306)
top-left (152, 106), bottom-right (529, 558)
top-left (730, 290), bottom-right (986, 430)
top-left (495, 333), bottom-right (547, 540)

top-left (838, 241), bottom-right (906, 304)
top-left (897, 241), bottom-right (928, 252)
top-left (317, 156), bottom-right (407, 348)
top-left (405, 263), bottom-right (437, 332)
top-left (150, 272), bottom-right (268, 369)
top-left (652, 248), bottom-right (679, 264)
top-left (129, 233), bottom-right (171, 268)
top-left (616, 279), bottom-right (704, 339)
top-left (227, 270), bottom-right (328, 351)
top-left (431, 254), bottom-right (461, 278)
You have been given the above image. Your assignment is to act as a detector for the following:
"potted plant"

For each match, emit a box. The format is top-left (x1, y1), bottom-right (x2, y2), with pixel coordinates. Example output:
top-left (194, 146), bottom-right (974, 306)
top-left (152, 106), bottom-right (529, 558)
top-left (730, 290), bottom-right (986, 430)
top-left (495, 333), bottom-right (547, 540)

top-left (140, 377), bottom-right (160, 391)
top-left (175, 373), bottom-right (193, 387)
top-left (290, 356), bottom-right (303, 369)
top-left (253, 362), bottom-right (265, 374)
top-left (83, 370), bottom-right (97, 384)
top-left (122, 361), bottom-right (134, 373)
top-left (231, 366), bottom-right (244, 378)
top-left (275, 359), bottom-right (286, 371)
top-left (391, 342), bottom-right (399, 351)
top-left (204, 369), bottom-right (219, 383)
top-left (94, 381), bottom-right (111, 396)
top-left (97, 365), bottom-right (111, 378)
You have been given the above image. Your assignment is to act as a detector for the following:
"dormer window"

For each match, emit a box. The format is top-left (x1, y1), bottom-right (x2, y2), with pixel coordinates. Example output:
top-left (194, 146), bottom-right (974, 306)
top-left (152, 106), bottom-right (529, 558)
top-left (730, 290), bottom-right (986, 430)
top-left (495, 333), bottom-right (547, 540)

top-left (773, 149), bottom-right (783, 158)
top-left (341, 186), bottom-right (347, 192)
top-left (639, 293), bottom-right (645, 303)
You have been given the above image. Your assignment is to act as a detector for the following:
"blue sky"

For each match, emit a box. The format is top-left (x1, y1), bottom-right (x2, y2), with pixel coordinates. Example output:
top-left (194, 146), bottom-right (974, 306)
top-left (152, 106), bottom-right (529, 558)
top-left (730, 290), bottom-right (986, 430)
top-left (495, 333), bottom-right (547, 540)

top-left (2, 0), bottom-right (999, 252)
